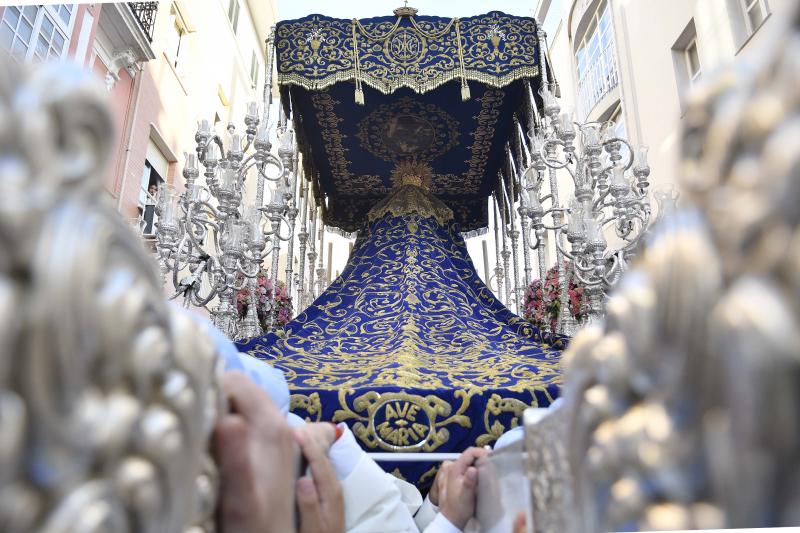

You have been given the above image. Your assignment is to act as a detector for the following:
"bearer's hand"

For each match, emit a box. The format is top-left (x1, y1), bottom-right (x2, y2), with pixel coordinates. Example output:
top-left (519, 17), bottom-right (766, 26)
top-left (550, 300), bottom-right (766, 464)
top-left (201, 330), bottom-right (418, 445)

top-left (214, 371), bottom-right (299, 533)
top-left (438, 447), bottom-right (489, 530)
top-left (295, 426), bottom-right (345, 533)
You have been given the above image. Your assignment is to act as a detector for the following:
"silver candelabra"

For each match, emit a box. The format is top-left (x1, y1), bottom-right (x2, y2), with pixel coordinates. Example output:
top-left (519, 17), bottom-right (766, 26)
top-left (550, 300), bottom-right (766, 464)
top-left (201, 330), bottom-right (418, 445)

top-left (155, 29), bottom-right (301, 340)
top-left (506, 27), bottom-right (653, 334)
top-left (513, 82), bottom-right (651, 334)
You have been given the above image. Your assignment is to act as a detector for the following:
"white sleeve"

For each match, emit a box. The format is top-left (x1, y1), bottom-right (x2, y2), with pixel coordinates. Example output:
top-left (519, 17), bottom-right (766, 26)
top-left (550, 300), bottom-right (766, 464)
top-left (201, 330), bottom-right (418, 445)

top-left (414, 495), bottom-right (439, 531)
top-left (422, 513), bottom-right (462, 533)
top-left (331, 425), bottom-right (419, 533)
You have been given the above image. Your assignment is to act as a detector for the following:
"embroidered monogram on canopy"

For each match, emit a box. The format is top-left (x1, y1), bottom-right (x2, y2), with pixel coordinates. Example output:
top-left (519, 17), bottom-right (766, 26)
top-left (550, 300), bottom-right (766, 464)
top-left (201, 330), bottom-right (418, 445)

top-left (276, 9), bottom-right (549, 233)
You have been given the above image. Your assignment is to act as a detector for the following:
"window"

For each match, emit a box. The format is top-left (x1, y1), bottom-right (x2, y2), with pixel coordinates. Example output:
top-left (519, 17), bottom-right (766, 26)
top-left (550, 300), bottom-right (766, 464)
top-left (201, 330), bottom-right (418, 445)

top-left (227, 0), bottom-right (240, 34)
top-left (574, 1), bottom-right (618, 118)
top-left (741, 0), bottom-right (769, 34)
top-left (250, 50), bottom-right (260, 88)
top-left (672, 20), bottom-right (700, 114)
top-left (684, 38), bottom-right (701, 84)
top-left (138, 140), bottom-right (171, 236)
top-left (605, 104), bottom-right (629, 161)
top-left (138, 160), bottom-right (164, 236)
top-left (0, 5), bottom-right (75, 62)
top-left (167, 10), bottom-right (185, 70)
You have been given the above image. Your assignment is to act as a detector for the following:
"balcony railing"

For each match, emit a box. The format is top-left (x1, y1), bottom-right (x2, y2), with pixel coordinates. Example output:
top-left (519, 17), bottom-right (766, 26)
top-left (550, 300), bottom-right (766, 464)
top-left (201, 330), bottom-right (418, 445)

top-left (577, 41), bottom-right (619, 118)
top-left (128, 2), bottom-right (158, 43)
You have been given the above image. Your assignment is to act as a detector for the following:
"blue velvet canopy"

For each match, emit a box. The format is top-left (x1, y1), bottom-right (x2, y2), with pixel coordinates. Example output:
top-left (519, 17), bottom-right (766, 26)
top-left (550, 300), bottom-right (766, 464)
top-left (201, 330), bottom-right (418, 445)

top-left (237, 186), bottom-right (566, 486)
top-left (277, 8), bottom-right (550, 233)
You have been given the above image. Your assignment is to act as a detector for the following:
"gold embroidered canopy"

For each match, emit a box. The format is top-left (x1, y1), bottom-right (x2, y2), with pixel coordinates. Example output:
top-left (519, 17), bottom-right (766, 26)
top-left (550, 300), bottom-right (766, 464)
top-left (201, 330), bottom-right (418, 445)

top-left (277, 9), bottom-right (550, 233)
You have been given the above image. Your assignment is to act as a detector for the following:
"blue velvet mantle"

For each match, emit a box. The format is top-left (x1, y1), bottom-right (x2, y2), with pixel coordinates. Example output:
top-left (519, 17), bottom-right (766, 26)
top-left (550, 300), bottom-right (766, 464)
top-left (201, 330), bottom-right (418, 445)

top-left (236, 191), bottom-right (566, 487)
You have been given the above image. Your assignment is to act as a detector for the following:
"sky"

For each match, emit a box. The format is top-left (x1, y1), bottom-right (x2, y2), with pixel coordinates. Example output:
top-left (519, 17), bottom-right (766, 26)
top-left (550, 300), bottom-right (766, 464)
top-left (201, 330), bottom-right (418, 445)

top-left (276, 0), bottom-right (538, 21)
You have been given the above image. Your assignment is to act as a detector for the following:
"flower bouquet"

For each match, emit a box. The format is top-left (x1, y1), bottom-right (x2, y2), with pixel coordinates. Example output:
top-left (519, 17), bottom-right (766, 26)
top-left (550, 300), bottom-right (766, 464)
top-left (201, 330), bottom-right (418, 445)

top-left (235, 268), bottom-right (293, 331)
top-left (523, 262), bottom-right (585, 333)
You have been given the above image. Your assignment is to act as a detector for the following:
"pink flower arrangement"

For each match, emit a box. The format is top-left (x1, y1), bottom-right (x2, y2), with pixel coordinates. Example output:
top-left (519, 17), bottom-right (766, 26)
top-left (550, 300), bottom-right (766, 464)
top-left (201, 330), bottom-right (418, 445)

top-left (235, 268), bottom-right (293, 330)
top-left (523, 262), bottom-right (585, 333)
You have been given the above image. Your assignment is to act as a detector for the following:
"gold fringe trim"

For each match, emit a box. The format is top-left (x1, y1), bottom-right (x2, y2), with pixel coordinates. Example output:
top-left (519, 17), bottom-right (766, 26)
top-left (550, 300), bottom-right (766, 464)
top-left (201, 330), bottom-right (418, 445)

top-left (277, 65), bottom-right (541, 95)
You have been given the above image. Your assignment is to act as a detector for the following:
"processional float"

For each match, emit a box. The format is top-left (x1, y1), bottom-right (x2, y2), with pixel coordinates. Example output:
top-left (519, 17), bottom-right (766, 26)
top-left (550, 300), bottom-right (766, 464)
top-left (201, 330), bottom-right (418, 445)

top-left (235, 6), bottom-right (573, 485)
top-left (3, 5), bottom-right (799, 533)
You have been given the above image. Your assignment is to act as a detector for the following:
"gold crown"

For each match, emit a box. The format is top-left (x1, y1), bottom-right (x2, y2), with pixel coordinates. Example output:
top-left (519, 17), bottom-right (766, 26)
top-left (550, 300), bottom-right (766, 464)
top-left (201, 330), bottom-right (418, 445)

top-left (391, 160), bottom-right (433, 191)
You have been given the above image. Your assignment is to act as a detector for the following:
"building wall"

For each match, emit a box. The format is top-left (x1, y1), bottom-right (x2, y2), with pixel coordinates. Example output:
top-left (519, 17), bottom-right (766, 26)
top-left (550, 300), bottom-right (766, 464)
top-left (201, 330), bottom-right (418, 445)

top-left (539, 0), bottom-right (792, 199)
top-left (111, 0), bottom-right (276, 220)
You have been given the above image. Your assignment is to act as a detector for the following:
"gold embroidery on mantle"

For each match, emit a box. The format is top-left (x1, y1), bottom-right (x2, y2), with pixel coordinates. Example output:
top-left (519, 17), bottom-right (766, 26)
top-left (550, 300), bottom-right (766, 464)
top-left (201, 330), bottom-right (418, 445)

top-left (332, 390), bottom-right (472, 452)
top-left (475, 393), bottom-right (530, 446)
top-left (290, 392), bottom-right (322, 422)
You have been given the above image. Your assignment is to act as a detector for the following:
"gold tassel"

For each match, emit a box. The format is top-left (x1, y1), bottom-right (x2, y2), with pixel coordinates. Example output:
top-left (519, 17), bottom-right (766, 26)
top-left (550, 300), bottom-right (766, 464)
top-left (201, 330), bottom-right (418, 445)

top-left (455, 19), bottom-right (470, 101)
top-left (352, 19), bottom-right (365, 105)
top-left (461, 82), bottom-right (470, 101)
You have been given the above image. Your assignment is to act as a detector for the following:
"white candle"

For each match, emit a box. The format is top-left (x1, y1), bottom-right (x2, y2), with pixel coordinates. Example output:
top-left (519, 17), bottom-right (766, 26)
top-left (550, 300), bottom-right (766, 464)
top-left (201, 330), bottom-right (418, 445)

top-left (247, 101), bottom-right (258, 118)
top-left (219, 168), bottom-right (237, 194)
top-left (205, 143), bottom-right (219, 164)
top-left (636, 144), bottom-right (650, 169)
top-left (559, 111), bottom-right (575, 134)
top-left (582, 124), bottom-right (600, 147)
top-left (231, 134), bottom-right (242, 153)
top-left (611, 166), bottom-right (627, 188)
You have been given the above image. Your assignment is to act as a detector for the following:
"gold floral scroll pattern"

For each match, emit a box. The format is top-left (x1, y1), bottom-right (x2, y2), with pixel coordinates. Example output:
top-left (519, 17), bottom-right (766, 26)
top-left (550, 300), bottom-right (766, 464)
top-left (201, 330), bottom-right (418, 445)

top-left (310, 91), bottom-right (352, 185)
top-left (475, 394), bottom-right (531, 447)
top-left (367, 185), bottom-right (453, 227)
top-left (335, 174), bottom-right (386, 195)
top-left (355, 96), bottom-right (461, 162)
top-left (276, 12), bottom-right (541, 94)
top-left (309, 85), bottom-right (505, 208)
top-left (291, 392), bottom-right (322, 422)
top-left (332, 389), bottom-right (474, 452)
top-left (243, 212), bottom-right (563, 392)
top-left (462, 88), bottom-right (505, 192)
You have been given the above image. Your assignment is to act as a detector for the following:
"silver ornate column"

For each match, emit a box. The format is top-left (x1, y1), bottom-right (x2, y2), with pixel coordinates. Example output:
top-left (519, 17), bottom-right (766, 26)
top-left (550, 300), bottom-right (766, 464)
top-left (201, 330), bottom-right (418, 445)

top-left (491, 194), bottom-right (505, 301)
top-left (284, 149), bottom-right (300, 296)
top-left (296, 180), bottom-right (309, 310)
top-left (306, 204), bottom-right (318, 306)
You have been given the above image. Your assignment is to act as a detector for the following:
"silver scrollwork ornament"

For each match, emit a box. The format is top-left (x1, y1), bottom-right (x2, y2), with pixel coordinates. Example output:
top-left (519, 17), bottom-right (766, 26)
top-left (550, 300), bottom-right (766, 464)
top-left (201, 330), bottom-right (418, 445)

top-left (552, 7), bottom-right (800, 531)
top-left (0, 60), bottom-right (223, 532)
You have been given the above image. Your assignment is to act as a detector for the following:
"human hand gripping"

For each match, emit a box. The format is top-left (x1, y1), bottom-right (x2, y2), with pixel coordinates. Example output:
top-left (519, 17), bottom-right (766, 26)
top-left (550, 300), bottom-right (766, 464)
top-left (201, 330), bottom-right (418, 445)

top-left (214, 371), bottom-right (300, 533)
top-left (437, 447), bottom-right (489, 530)
top-left (294, 424), bottom-right (345, 533)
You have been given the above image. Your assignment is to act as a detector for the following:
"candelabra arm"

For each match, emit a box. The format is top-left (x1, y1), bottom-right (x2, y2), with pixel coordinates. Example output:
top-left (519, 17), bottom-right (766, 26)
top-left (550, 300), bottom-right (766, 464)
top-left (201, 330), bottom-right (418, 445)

top-left (599, 254), bottom-right (623, 285)
top-left (571, 257), bottom-right (597, 274)
top-left (553, 236), bottom-right (577, 262)
top-left (236, 256), bottom-right (261, 278)
top-left (254, 155), bottom-right (285, 182)
top-left (541, 221), bottom-right (568, 231)
top-left (602, 137), bottom-right (635, 170)
top-left (593, 189), bottom-right (614, 211)
top-left (540, 140), bottom-right (573, 170)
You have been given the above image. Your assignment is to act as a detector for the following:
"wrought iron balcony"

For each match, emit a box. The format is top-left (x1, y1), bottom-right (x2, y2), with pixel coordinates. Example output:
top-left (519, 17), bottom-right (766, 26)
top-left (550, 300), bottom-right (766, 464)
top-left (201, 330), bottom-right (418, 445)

top-left (577, 40), bottom-right (619, 118)
top-left (128, 2), bottom-right (158, 43)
